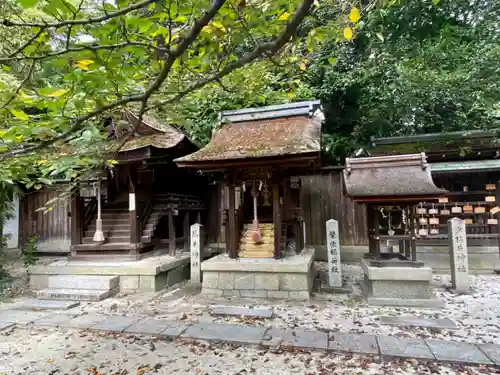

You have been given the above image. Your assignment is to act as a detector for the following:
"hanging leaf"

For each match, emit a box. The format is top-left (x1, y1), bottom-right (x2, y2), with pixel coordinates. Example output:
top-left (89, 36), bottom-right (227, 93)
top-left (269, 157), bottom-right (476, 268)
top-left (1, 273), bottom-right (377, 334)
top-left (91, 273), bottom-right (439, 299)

top-left (343, 27), bottom-right (353, 40)
top-left (375, 32), bottom-right (384, 41)
top-left (299, 61), bottom-right (307, 71)
top-left (432, 0), bottom-right (440, 5)
top-left (278, 12), bottom-right (290, 21)
top-left (9, 109), bottom-right (29, 121)
top-left (328, 56), bottom-right (336, 65)
top-left (19, 0), bottom-right (39, 8)
top-left (349, 7), bottom-right (361, 23)
top-left (74, 60), bottom-right (94, 70)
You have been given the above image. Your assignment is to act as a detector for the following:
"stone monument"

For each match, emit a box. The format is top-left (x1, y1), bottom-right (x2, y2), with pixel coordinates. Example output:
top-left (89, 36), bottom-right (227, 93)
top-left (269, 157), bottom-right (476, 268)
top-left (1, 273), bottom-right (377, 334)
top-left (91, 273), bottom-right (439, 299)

top-left (448, 217), bottom-right (469, 293)
top-left (326, 219), bottom-right (342, 288)
top-left (190, 223), bottom-right (203, 284)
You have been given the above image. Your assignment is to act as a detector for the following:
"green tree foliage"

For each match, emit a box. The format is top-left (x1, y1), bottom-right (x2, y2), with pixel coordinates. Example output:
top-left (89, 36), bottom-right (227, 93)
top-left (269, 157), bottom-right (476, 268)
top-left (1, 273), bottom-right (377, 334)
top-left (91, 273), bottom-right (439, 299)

top-left (307, 0), bottom-right (500, 163)
top-left (0, 0), bottom-right (363, 185)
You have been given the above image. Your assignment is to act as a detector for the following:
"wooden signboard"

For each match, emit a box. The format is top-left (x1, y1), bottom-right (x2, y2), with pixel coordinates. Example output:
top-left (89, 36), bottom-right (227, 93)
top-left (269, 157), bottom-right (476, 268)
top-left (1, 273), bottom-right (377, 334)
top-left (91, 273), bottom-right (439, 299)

top-left (486, 184), bottom-right (496, 191)
top-left (429, 218), bottom-right (439, 225)
top-left (451, 206), bottom-right (462, 214)
top-left (486, 196), bottom-right (496, 202)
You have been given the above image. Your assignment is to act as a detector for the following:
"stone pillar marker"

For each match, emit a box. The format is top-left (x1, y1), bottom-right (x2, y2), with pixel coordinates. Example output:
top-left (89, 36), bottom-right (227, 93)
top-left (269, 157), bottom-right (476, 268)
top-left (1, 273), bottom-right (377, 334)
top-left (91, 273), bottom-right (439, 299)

top-left (448, 217), bottom-right (469, 293)
top-left (326, 219), bottom-right (342, 288)
top-left (190, 223), bottom-right (203, 284)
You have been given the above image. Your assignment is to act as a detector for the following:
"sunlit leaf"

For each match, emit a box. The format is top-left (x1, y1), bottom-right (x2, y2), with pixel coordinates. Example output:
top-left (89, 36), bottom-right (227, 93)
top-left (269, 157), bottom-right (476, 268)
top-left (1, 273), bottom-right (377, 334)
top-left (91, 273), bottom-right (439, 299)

top-left (18, 0), bottom-right (39, 8)
top-left (279, 12), bottom-right (291, 21)
top-left (299, 61), bottom-right (307, 71)
top-left (9, 109), bottom-right (29, 121)
top-left (343, 27), bottom-right (353, 40)
top-left (328, 57), bottom-right (336, 65)
top-left (349, 7), bottom-right (360, 23)
top-left (376, 32), bottom-right (384, 41)
top-left (74, 60), bottom-right (94, 70)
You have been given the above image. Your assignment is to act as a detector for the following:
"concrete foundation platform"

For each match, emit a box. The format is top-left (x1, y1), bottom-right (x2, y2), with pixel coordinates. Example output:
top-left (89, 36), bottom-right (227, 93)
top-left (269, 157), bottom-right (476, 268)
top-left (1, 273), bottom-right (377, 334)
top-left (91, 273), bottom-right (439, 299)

top-left (28, 253), bottom-right (192, 293)
top-left (359, 258), bottom-right (443, 308)
top-left (201, 249), bottom-right (315, 300)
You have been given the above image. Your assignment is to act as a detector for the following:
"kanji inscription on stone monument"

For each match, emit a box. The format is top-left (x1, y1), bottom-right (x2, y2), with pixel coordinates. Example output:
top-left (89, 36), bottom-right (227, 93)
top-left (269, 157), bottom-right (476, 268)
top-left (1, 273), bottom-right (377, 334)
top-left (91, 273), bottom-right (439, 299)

top-left (190, 223), bottom-right (203, 284)
top-left (326, 219), bottom-right (342, 287)
top-left (448, 217), bottom-right (469, 293)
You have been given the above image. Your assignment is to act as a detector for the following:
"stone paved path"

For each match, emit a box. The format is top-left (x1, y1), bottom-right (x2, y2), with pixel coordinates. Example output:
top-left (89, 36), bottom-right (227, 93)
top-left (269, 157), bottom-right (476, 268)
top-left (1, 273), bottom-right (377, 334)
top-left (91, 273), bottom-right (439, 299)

top-left (0, 309), bottom-right (499, 367)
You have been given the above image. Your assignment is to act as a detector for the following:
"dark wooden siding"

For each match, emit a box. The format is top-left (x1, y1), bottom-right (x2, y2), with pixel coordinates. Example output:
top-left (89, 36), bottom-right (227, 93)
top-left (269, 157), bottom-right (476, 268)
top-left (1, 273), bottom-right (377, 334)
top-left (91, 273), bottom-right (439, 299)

top-left (20, 188), bottom-right (71, 253)
top-left (300, 172), bottom-right (368, 246)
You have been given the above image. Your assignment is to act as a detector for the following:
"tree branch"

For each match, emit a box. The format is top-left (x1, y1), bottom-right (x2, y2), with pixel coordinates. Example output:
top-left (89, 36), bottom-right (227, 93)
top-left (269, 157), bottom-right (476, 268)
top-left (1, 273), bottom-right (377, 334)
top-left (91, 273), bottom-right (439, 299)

top-left (0, 0), bottom-right (228, 159)
top-left (0, 42), bottom-right (168, 63)
top-left (0, 60), bottom-right (36, 110)
top-left (150, 0), bottom-right (314, 108)
top-left (1, 0), bottom-right (156, 29)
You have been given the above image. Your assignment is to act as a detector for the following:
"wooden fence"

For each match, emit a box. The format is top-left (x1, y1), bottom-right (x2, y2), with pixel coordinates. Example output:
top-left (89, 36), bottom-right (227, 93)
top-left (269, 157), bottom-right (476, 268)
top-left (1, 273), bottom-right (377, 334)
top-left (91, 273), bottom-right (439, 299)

top-left (300, 172), bottom-right (368, 247)
top-left (20, 187), bottom-right (71, 253)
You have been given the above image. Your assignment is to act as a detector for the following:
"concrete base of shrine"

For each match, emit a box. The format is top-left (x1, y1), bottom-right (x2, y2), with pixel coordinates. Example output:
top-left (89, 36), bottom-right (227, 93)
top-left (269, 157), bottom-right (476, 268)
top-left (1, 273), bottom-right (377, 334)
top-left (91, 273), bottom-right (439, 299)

top-left (201, 248), bottom-right (315, 300)
top-left (359, 258), bottom-right (444, 308)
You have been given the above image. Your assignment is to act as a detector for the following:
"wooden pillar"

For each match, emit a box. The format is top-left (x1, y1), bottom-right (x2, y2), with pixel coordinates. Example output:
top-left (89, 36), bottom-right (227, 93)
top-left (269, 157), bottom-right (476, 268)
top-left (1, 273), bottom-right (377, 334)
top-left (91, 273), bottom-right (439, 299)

top-left (70, 194), bottom-right (83, 247)
top-left (228, 183), bottom-right (237, 258)
top-left (168, 208), bottom-right (176, 255)
top-left (183, 211), bottom-right (190, 252)
top-left (129, 181), bottom-right (140, 244)
top-left (196, 211), bottom-right (201, 224)
top-left (272, 182), bottom-right (281, 259)
top-left (373, 205), bottom-right (381, 259)
top-left (409, 205), bottom-right (417, 261)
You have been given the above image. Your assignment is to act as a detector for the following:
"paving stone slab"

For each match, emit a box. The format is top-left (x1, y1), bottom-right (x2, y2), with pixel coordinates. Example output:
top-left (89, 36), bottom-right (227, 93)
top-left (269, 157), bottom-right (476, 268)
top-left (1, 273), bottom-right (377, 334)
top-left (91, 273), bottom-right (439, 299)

top-left (210, 306), bottom-right (273, 319)
top-left (0, 310), bottom-right (47, 325)
top-left (281, 329), bottom-right (328, 350)
top-left (32, 313), bottom-right (77, 328)
top-left (377, 336), bottom-right (435, 360)
top-left (15, 299), bottom-right (80, 311)
top-left (477, 344), bottom-right (500, 366)
top-left (124, 318), bottom-right (173, 336)
top-left (0, 322), bottom-right (14, 331)
top-left (91, 316), bottom-right (142, 333)
top-left (329, 332), bottom-right (379, 355)
top-left (380, 316), bottom-right (457, 330)
top-left (161, 323), bottom-right (192, 340)
top-left (261, 327), bottom-right (286, 346)
top-left (58, 314), bottom-right (108, 329)
top-left (181, 323), bottom-right (266, 345)
top-left (426, 339), bottom-right (493, 366)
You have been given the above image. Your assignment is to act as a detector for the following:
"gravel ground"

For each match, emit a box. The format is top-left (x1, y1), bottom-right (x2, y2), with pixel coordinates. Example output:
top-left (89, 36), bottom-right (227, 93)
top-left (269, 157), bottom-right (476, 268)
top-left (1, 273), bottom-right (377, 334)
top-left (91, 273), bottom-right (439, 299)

top-left (0, 327), bottom-right (497, 375)
top-left (2, 260), bottom-right (500, 373)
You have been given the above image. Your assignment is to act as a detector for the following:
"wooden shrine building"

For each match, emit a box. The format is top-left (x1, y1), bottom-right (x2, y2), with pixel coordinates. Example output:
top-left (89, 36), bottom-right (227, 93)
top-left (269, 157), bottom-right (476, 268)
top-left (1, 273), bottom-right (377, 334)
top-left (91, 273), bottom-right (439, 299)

top-left (70, 112), bottom-right (206, 260)
top-left (370, 130), bottom-right (500, 248)
top-left (175, 101), bottom-right (324, 259)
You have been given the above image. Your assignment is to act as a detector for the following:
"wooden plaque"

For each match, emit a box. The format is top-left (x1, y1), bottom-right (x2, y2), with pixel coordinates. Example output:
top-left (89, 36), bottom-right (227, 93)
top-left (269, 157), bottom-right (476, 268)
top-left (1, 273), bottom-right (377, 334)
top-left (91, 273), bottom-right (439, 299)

top-left (430, 228), bottom-right (439, 235)
top-left (463, 205), bottom-right (473, 212)
top-left (451, 206), bottom-right (462, 214)
top-left (438, 197), bottom-right (449, 203)
top-left (474, 206), bottom-right (486, 213)
top-left (419, 217), bottom-right (428, 225)
top-left (429, 208), bottom-right (439, 215)
top-left (464, 218), bottom-right (473, 225)
top-left (440, 209), bottom-right (450, 215)
top-left (490, 206), bottom-right (500, 214)
top-left (416, 208), bottom-right (427, 215)
top-left (486, 184), bottom-right (496, 191)
top-left (486, 196), bottom-right (496, 202)
top-left (418, 228), bottom-right (428, 236)
top-left (429, 218), bottom-right (439, 225)
top-left (488, 218), bottom-right (498, 225)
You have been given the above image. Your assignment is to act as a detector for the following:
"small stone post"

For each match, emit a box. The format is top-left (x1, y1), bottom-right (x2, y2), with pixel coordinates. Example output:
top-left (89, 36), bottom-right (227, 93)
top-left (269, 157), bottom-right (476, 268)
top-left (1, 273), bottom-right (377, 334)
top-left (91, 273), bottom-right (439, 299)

top-left (326, 219), bottom-right (342, 288)
top-left (190, 223), bottom-right (203, 284)
top-left (448, 217), bottom-right (469, 293)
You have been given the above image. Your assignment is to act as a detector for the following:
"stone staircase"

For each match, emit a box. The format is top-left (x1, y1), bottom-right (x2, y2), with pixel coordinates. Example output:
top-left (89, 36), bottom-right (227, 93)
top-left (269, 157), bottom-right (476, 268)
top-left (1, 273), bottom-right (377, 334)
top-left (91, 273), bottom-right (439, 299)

top-left (238, 223), bottom-right (286, 258)
top-left (36, 275), bottom-right (119, 301)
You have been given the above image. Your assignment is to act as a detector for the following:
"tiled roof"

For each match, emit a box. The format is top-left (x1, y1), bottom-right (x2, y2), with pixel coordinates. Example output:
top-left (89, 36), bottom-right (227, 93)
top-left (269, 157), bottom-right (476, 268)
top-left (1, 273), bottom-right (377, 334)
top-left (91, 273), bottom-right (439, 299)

top-left (175, 115), bottom-right (321, 163)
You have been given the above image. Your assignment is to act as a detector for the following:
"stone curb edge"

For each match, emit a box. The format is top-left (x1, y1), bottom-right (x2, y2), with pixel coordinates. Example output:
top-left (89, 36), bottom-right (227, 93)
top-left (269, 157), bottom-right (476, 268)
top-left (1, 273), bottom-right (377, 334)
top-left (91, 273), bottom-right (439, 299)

top-left (2, 317), bottom-right (499, 368)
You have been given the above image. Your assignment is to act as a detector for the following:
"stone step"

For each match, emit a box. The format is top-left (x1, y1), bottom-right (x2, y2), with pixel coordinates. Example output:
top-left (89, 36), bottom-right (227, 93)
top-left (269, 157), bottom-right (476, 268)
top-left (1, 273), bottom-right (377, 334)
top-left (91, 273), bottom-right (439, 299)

top-left (87, 224), bottom-right (130, 231)
top-left (89, 219), bottom-right (129, 225)
top-left (82, 236), bottom-right (130, 244)
top-left (48, 275), bottom-right (119, 290)
top-left (84, 230), bottom-right (130, 237)
top-left (239, 250), bottom-right (274, 258)
top-left (36, 288), bottom-right (117, 302)
top-left (239, 245), bottom-right (274, 253)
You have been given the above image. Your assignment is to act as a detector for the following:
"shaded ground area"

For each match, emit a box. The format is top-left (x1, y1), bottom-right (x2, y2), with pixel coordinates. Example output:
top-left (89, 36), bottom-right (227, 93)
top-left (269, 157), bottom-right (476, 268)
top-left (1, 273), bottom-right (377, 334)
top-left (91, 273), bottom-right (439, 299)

top-left (0, 328), bottom-right (497, 374)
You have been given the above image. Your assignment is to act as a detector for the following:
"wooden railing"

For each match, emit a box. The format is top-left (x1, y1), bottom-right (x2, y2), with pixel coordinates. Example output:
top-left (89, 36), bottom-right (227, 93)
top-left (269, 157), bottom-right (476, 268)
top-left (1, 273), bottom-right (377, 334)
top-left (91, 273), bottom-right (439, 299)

top-left (82, 197), bottom-right (97, 231)
top-left (140, 199), bottom-right (153, 231)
